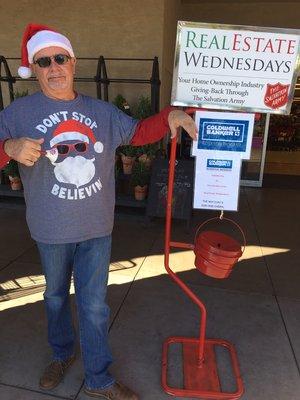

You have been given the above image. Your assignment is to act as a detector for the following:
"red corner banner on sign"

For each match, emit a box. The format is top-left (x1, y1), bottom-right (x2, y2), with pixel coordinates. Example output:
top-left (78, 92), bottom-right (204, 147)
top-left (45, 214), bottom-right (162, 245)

top-left (264, 83), bottom-right (290, 109)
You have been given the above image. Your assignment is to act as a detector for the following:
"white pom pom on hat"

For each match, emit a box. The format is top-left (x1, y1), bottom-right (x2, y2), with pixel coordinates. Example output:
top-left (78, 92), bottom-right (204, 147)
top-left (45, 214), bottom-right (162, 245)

top-left (17, 66), bottom-right (32, 79)
top-left (94, 141), bottom-right (104, 153)
top-left (18, 23), bottom-right (75, 79)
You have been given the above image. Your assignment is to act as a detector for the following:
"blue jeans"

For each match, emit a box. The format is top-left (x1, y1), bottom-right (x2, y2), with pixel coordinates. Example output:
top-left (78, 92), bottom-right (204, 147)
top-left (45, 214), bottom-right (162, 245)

top-left (37, 236), bottom-right (115, 389)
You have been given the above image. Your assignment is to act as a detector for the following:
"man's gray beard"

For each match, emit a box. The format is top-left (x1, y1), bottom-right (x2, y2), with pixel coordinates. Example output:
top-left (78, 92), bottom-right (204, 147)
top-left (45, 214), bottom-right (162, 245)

top-left (53, 156), bottom-right (96, 188)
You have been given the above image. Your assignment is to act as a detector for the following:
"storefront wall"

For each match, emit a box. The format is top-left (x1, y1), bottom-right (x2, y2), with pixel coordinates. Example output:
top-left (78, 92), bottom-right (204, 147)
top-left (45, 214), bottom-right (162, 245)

top-left (180, 0), bottom-right (300, 29)
top-left (0, 0), bottom-right (165, 108)
top-left (161, 0), bottom-right (181, 108)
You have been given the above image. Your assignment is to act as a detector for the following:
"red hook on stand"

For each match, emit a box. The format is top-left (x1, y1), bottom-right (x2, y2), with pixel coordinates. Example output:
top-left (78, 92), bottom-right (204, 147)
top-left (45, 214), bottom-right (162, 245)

top-left (161, 135), bottom-right (244, 399)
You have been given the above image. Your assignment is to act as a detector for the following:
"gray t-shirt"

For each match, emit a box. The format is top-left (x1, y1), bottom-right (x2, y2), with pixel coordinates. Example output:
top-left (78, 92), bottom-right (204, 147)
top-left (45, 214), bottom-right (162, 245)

top-left (0, 92), bottom-right (138, 243)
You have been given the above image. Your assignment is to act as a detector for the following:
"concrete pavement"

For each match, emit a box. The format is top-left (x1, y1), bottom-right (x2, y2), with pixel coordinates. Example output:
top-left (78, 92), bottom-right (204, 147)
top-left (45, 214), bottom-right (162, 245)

top-left (0, 186), bottom-right (300, 399)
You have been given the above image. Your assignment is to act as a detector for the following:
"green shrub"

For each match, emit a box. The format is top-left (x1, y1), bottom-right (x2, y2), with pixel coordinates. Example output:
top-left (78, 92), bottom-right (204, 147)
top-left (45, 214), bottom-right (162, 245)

top-left (132, 95), bottom-right (152, 120)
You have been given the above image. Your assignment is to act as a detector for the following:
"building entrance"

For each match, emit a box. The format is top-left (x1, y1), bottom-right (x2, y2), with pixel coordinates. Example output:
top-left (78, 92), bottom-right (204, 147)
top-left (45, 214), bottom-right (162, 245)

top-left (265, 103), bottom-right (300, 176)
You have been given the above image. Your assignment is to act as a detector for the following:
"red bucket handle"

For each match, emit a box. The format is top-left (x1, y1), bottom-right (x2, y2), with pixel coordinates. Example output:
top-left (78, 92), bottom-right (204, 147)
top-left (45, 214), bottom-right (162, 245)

top-left (194, 216), bottom-right (246, 254)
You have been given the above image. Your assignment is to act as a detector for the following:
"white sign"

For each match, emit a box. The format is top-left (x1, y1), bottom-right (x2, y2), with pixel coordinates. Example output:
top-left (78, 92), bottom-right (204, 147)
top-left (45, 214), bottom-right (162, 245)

top-left (172, 21), bottom-right (300, 114)
top-left (192, 111), bottom-right (254, 159)
top-left (193, 151), bottom-right (241, 211)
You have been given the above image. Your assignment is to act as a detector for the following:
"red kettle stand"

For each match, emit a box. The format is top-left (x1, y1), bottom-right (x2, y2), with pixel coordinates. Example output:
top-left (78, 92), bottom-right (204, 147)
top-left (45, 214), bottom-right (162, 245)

top-left (161, 135), bottom-right (244, 400)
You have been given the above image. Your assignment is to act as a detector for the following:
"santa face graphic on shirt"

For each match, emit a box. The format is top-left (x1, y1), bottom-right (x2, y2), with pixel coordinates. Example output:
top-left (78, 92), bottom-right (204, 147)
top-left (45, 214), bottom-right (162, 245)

top-left (44, 119), bottom-right (104, 199)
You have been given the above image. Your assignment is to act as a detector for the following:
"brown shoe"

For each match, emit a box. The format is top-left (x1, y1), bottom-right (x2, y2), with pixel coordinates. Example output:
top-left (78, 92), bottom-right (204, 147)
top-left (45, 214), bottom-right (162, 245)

top-left (39, 355), bottom-right (75, 390)
top-left (84, 381), bottom-right (138, 399)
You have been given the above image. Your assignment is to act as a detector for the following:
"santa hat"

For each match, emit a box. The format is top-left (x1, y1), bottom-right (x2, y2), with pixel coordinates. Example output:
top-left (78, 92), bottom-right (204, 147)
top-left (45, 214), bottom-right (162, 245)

top-left (18, 23), bottom-right (75, 79)
top-left (50, 120), bottom-right (103, 153)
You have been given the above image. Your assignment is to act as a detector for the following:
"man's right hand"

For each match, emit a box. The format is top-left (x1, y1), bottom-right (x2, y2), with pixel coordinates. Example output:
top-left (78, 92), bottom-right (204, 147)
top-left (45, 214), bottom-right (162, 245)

top-left (4, 137), bottom-right (44, 167)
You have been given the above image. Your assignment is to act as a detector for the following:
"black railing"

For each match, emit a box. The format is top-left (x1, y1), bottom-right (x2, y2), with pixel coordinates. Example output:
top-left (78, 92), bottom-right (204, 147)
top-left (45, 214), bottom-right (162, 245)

top-left (0, 56), bottom-right (161, 112)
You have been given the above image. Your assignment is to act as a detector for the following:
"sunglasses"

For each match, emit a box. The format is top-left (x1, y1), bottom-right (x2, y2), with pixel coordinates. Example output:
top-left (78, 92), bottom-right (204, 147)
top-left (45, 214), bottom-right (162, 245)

top-left (54, 142), bottom-right (88, 156)
top-left (33, 54), bottom-right (71, 68)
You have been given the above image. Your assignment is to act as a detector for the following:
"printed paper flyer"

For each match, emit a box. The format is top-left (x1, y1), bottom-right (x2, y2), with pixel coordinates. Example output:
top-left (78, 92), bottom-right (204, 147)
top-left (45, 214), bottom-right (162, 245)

top-left (193, 151), bottom-right (241, 211)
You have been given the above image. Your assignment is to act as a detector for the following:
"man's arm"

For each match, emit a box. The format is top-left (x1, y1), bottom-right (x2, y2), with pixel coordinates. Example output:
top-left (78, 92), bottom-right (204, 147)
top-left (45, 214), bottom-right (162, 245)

top-left (0, 140), bottom-right (11, 169)
top-left (130, 106), bottom-right (197, 146)
top-left (0, 138), bottom-right (44, 167)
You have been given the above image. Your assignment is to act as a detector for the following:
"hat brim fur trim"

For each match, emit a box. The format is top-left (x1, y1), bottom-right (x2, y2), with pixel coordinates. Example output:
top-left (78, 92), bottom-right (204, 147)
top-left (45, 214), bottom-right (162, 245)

top-left (50, 132), bottom-right (88, 148)
top-left (29, 42), bottom-right (74, 63)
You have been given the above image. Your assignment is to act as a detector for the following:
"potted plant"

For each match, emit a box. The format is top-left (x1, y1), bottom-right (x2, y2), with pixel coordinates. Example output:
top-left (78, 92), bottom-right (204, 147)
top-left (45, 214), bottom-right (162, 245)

top-left (115, 95), bottom-right (158, 174)
top-left (132, 96), bottom-right (160, 167)
top-left (113, 94), bottom-right (131, 116)
top-left (3, 160), bottom-right (22, 190)
top-left (119, 145), bottom-right (138, 174)
top-left (113, 94), bottom-right (136, 175)
top-left (132, 95), bottom-right (152, 120)
top-left (130, 161), bottom-right (150, 200)
top-left (137, 143), bottom-right (158, 168)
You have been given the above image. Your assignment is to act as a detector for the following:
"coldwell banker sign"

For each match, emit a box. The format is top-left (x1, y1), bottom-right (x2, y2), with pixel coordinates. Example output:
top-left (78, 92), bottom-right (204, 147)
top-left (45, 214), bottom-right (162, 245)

top-left (192, 111), bottom-right (254, 159)
top-left (172, 21), bottom-right (300, 114)
top-left (201, 120), bottom-right (248, 152)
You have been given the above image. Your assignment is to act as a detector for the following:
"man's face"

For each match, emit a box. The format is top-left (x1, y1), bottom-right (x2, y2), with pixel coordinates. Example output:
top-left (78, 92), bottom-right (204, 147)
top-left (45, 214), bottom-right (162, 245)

top-left (31, 46), bottom-right (76, 100)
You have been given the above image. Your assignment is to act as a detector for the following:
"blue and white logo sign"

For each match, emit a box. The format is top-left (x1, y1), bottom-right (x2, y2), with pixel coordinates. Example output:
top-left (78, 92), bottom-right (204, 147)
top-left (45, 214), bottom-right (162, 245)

top-left (192, 111), bottom-right (255, 160)
top-left (199, 118), bottom-right (249, 152)
top-left (207, 159), bottom-right (233, 169)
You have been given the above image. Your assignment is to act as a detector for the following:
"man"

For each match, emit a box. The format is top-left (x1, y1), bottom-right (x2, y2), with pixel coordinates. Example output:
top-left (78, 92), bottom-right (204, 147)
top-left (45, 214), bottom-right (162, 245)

top-left (0, 23), bottom-right (197, 400)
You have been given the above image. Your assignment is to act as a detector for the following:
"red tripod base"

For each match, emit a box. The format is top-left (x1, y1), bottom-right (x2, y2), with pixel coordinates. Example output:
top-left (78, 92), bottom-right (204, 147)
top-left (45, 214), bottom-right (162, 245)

top-left (162, 337), bottom-right (244, 400)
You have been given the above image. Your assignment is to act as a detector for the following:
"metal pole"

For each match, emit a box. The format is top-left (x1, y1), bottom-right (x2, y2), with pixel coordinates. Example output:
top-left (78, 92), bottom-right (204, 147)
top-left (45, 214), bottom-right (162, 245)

top-left (95, 56), bottom-right (103, 100)
top-left (164, 136), bottom-right (207, 365)
top-left (150, 56), bottom-right (160, 114)
top-left (0, 56), bottom-right (15, 109)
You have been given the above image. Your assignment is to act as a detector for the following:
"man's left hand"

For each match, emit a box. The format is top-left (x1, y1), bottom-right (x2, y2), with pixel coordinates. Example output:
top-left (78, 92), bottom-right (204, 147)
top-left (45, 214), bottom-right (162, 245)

top-left (168, 110), bottom-right (198, 140)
